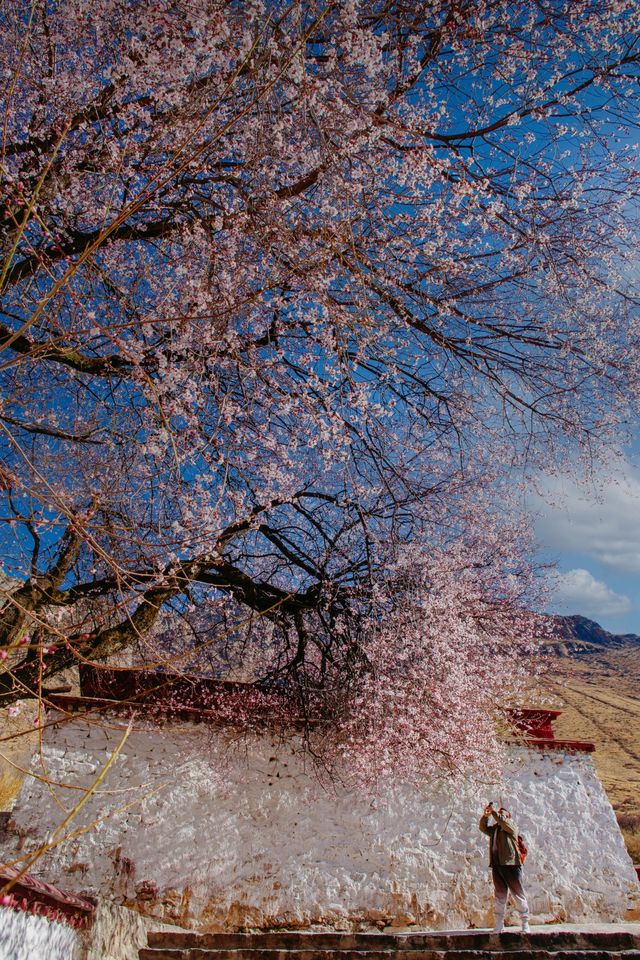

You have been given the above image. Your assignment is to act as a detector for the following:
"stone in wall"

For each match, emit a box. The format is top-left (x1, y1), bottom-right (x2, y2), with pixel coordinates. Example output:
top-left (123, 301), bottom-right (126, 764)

top-left (79, 898), bottom-right (175, 960)
top-left (1, 708), bottom-right (638, 932)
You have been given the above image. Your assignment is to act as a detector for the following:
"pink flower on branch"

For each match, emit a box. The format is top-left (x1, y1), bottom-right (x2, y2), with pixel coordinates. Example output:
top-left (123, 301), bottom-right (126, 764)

top-left (0, 0), bottom-right (637, 782)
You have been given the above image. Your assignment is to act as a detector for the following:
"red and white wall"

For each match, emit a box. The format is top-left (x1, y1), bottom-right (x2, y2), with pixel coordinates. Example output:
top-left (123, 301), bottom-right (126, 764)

top-left (1, 703), bottom-right (638, 934)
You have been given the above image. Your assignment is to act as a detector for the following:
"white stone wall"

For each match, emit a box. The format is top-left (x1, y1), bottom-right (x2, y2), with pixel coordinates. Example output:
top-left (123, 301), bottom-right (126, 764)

top-left (1, 708), bottom-right (638, 932)
top-left (0, 907), bottom-right (80, 960)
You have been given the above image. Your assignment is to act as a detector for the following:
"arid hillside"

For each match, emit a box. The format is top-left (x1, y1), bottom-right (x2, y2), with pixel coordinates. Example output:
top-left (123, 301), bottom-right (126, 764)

top-left (543, 617), bottom-right (640, 863)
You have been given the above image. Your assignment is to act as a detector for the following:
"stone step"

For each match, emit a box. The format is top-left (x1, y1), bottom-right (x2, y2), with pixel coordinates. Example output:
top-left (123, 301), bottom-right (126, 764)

top-left (139, 950), bottom-right (640, 960)
top-left (146, 931), bottom-right (640, 953)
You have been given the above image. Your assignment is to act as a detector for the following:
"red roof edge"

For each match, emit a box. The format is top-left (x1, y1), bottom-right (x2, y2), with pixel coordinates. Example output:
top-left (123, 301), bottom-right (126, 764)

top-left (504, 707), bottom-right (595, 752)
top-left (519, 737), bottom-right (596, 753)
top-left (0, 866), bottom-right (94, 928)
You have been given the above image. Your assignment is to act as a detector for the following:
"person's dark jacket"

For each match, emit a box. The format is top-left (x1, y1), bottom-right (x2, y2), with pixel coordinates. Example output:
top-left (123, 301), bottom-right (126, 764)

top-left (479, 810), bottom-right (520, 866)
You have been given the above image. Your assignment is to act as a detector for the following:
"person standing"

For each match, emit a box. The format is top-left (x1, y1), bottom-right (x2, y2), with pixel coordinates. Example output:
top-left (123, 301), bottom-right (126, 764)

top-left (479, 803), bottom-right (530, 934)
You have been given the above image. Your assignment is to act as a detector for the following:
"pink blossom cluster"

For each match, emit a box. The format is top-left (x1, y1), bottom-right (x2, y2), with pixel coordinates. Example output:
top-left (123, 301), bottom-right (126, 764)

top-left (0, 1), bottom-right (638, 780)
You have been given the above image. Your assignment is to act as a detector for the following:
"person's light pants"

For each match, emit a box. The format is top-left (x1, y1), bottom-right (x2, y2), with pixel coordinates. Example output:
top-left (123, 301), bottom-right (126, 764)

top-left (492, 865), bottom-right (529, 926)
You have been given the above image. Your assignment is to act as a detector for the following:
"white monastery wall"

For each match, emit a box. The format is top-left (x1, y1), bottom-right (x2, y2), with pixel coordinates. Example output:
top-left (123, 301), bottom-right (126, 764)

top-left (0, 907), bottom-right (80, 960)
top-left (1, 707), bottom-right (638, 932)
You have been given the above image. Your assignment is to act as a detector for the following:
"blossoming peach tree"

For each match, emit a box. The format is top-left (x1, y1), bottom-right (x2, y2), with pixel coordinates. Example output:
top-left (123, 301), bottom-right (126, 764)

top-left (0, 0), bottom-right (639, 781)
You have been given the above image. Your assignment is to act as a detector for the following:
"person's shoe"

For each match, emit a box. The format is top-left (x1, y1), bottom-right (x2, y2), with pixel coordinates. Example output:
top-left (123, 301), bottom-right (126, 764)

top-left (521, 921), bottom-right (530, 934)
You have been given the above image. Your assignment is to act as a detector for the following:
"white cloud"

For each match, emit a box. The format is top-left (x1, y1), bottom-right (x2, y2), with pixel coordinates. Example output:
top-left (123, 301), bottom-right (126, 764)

top-left (532, 458), bottom-right (640, 573)
top-left (550, 568), bottom-right (632, 618)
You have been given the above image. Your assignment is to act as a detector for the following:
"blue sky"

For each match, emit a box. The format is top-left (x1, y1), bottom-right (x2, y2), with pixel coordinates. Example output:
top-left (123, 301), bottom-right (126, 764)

top-left (531, 446), bottom-right (640, 634)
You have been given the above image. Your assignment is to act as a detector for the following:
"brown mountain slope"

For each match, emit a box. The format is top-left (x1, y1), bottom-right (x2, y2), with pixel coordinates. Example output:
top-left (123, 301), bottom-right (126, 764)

top-left (549, 614), bottom-right (640, 654)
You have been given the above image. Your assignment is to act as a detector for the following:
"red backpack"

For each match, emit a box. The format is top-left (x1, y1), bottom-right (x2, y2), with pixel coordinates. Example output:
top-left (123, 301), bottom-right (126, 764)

top-left (515, 834), bottom-right (528, 864)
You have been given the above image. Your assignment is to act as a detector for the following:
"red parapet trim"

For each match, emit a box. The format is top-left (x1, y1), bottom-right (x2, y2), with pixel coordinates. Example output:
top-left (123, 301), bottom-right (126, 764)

top-left (518, 737), bottom-right (596, 753)
top-left (47, 693), bottom-right (303, 729)
top-left (504, 707), bottom-right (563, 741)
top-left (48, 692), bottom-right (238, 723)
top-left (50, 693), bottom-right (154, 715)
top-left (504, 708), bottom-right (595, 752)
top-left (78, 664), bottom-right (276, 705)
top-left (0, 867), bottom-right (94, 929)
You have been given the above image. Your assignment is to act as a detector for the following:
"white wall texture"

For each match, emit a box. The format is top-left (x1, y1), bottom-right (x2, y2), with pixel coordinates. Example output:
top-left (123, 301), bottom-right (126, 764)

top-left (1, 707), bottom-right (638, 933)
top-left (0, 907), bottom-right (80, 960)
